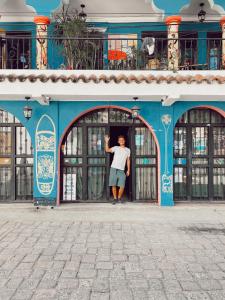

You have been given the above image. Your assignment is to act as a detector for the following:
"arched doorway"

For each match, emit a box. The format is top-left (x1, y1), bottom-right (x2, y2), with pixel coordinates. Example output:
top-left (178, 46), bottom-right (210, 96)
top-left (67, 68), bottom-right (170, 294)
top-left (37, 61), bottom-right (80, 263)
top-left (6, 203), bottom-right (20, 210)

top-left (0, 109), bottom-right (33, 202)
top-left (174, 107), bottom-right (225, 201)
top-left (60, 107), bottom-right (158, 203)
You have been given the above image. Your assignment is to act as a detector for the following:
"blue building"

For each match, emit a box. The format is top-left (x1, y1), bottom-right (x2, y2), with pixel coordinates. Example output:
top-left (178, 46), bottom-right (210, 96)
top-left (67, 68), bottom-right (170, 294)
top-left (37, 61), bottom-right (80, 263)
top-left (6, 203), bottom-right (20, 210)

top-left (0, 0), bottom-right (224, 206)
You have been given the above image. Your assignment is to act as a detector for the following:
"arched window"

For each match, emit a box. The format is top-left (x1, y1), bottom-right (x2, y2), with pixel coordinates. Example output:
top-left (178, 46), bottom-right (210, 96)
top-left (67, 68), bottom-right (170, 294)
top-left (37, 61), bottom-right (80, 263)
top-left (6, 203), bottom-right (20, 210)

top-left (61, 107), bottom-right (158, 202)
top-left (174, 108), bottom-right (225, 201)
top-left (0, 109), bottom-right (33, 201)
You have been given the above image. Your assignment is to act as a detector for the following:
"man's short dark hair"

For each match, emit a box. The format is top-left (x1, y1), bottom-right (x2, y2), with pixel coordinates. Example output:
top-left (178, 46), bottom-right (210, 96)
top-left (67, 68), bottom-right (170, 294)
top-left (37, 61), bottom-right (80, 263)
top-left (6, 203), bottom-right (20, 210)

top-left (118, 135), bottom-right (125, 140)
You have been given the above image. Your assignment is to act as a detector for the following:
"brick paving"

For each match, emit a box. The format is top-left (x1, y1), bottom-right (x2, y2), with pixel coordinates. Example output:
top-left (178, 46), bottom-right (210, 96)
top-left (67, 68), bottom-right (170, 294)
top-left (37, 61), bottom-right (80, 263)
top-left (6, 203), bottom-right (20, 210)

top-left (0, 203), bottom-right (225, 299)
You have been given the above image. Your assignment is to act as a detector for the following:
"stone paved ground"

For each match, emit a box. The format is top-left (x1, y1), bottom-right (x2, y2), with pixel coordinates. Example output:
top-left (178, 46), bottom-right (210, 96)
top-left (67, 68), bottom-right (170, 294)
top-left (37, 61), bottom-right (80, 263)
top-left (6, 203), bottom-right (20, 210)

top-left (0, 203), bottom-right (225, 299)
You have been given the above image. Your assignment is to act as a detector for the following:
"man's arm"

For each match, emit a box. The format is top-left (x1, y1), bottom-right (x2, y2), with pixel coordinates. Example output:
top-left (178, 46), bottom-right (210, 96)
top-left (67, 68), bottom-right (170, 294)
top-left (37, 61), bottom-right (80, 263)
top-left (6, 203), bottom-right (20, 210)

top-left (126, 157), bottom-right (130, 176)
top-left (104, 136), bottom-right (113, 153)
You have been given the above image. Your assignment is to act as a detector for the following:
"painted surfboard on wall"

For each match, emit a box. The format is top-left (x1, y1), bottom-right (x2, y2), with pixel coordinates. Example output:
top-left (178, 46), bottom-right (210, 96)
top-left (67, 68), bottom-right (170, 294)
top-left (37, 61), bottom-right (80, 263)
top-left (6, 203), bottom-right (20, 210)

top-left (35, 114), bottom-right (56, 196)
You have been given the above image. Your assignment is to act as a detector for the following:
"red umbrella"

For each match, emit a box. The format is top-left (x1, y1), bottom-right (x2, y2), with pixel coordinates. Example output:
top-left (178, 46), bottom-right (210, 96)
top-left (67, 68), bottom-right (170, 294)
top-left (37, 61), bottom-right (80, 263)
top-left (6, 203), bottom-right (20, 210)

top-left (108, 50), bottom-right (127, 61)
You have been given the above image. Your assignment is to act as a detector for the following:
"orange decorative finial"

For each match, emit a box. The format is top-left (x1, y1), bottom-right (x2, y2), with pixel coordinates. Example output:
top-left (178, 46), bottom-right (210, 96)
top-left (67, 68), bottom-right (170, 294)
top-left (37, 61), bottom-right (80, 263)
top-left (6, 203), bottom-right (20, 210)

top-left (165, 16), bottom-right (182, 25)
top-left (220, 17), bottom-right (225, 27)
top-left (34, 16), bottom-right (51, 25)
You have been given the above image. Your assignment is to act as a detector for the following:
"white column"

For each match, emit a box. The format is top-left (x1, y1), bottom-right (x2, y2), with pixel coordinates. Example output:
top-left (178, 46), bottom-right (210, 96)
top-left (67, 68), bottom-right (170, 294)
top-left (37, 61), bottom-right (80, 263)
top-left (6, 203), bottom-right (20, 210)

top-left (34, 16), bottom-right (50, 70)
top-left (165, 16), bottom-right (182, 71)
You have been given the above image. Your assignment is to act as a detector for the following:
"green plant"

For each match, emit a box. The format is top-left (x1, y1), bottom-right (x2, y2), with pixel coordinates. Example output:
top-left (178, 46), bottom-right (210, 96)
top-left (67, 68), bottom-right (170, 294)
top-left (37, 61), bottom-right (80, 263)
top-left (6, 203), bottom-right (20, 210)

top-left (53, 5), bottom-right (101, 69)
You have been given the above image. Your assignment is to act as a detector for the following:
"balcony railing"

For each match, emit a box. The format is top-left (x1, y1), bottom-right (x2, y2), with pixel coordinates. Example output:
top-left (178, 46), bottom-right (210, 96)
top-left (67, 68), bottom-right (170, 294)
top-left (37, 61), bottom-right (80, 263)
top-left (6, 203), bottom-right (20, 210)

top-left (0, 36), bottom-right (223, 71)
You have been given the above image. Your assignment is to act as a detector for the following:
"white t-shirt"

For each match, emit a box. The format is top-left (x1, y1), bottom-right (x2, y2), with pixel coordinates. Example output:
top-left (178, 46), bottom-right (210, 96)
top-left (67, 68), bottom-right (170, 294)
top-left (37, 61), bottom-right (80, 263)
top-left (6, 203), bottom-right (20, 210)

top-left (111, 146), bottom-right (130, 171)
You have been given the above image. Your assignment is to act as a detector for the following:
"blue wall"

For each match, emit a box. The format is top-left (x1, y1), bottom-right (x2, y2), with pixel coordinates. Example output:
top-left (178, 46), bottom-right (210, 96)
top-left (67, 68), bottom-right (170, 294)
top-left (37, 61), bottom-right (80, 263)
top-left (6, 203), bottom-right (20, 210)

top-left (1, 100), bottom-right (225, 206)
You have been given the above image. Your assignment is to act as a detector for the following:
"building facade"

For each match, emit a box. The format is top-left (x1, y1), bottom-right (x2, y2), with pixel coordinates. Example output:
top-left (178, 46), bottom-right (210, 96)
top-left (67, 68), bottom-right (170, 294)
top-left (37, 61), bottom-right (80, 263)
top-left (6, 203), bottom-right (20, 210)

top-left (0, 0), bottom-right (225, 206)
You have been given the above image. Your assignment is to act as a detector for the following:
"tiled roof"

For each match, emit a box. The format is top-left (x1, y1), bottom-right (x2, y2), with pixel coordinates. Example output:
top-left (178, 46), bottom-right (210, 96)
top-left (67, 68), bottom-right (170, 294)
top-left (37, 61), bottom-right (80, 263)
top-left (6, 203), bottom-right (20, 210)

top-left (0, 74), bottom-right (224, 84)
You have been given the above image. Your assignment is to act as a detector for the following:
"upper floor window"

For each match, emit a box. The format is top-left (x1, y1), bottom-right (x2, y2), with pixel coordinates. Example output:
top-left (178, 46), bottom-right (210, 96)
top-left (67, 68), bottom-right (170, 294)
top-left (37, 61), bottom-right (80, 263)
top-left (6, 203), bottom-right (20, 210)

top-left (141, 31), bottom-right (167, 70)
top-left (207, 32), bottom-right (222, 70)
top-left (179, 32), bottom-right (198, 69)
top-left (0, 31), bottom-right (31, 69)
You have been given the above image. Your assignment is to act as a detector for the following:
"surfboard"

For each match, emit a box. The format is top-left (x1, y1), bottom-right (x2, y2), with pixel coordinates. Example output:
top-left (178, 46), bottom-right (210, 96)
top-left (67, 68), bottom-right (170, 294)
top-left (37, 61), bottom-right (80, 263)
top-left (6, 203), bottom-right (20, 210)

top-left (35, 114), bottom-right (56, 196)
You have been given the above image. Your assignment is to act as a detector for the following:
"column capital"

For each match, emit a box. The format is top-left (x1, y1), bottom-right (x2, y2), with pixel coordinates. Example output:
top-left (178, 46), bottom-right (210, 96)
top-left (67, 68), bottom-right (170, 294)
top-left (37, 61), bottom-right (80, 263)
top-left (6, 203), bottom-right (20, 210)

top-left (34, 16), bottom-right (51, 25)
top-left (220, 16), bottom-right (225, 28)
top-left (165, 16), bottom-right (182, 26)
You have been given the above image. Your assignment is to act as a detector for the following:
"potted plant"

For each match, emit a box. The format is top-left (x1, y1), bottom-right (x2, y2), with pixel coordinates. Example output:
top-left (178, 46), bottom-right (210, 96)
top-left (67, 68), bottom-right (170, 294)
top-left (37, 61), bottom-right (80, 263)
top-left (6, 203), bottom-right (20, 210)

top-left (53, 5), bottom-right (101, 70)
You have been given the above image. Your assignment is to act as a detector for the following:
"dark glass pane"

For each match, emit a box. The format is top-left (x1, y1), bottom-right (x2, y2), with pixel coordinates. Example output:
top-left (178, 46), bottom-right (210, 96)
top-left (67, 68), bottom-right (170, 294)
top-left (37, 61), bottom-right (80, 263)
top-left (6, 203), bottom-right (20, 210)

top-left (88, 158), bottom-right (106, 164)
top-left (88, 167), bottom-right (106, 200)
top-left (192, 158), bottom-right (208, 165)
top-left (192, 127), bottom-right (208, 155)
top-left (16, 127), bottom-right (33, 155)
top-left (174, 167), bottom-right (187, 199)
top-left (0, 127), bottom-right (12, 155)
top-left (213, 168), bottom-right (225, 200)
top-left (136, 158), bottom-right (156, 165)
top-left (189, 109), bottom-right (210, 123)
top-left (64, 158), bottom-right (82, 165)
top-left (211, 111), bottom-right (224, 123)
top-left (136, 167), bottom-right (156, 200)
top-left (213, 127), bottom-right (225, 156)
top-left (109, 109), bottom-right (132, 123)
top-left (64, 127), bottom-right (82, 156)
top-left (88, 127), bottom-right (106, 155)
top-left (174, 127), bottom-right (186, 156)
top-left (214, 158), bottom-right (225, 165)
top-left (135, 127), bottom-right (156, 155)
top-left (16, 166), bottom-right (33, 200)
top-left (82, 109), bottom-right (108, 124)
top-left (16, 158), bottom-right (33, 165)
top-left (0, 110), bottom-right (14, 123)
top-left (63, 167), bottom-right (82, 201)
top-left (0, 167), bottom-right (11, 200)
top-left (192, 167), bottom-right (208, 198)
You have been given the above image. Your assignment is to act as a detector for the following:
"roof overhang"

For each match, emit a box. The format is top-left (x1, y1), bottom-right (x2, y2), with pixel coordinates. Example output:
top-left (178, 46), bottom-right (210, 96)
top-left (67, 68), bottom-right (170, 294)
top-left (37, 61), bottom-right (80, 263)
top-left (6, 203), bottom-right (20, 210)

top-left (0, 70), bottom-right (224, 106)
top-left (0, 0), bottom-right (36, 23)
top-left (53, 0), bottom-right (165, 23)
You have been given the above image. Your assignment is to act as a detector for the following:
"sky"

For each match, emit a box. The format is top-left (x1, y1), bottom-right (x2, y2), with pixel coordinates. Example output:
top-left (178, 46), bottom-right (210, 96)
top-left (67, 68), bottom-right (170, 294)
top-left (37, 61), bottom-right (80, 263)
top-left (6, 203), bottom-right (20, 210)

top-left (26, 0), bottom-right (225, 15)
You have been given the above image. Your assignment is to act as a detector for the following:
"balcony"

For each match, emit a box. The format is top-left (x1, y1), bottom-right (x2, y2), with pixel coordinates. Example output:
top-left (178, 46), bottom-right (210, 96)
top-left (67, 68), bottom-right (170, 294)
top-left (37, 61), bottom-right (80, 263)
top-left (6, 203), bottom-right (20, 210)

top-left (0, 35), bottom-right (223, 71)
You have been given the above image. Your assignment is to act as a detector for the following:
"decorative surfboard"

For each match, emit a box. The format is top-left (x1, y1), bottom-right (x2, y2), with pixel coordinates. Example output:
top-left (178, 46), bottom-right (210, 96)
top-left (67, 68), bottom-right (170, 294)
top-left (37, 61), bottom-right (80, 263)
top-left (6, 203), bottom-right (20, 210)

top-left (35, 114), bottom-right (56, 196)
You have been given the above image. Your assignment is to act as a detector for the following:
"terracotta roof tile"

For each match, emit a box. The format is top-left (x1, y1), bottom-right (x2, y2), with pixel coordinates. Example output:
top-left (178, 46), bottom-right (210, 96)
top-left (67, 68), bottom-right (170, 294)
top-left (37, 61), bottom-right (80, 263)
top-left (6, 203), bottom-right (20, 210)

top-left (0, 74), bottom-right (224, 84)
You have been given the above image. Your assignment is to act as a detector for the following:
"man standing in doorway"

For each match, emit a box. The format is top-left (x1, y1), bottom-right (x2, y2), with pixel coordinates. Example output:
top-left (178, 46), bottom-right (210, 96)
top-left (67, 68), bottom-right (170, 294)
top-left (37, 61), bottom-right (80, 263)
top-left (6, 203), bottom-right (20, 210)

top-left (105, 135), bottom-right (130, 204)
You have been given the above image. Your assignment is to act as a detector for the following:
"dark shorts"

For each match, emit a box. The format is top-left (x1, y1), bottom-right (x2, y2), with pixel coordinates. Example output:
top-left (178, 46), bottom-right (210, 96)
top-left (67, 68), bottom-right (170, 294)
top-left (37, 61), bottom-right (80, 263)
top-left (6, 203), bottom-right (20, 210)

top-left (109, 167), bottom-right (126, 188)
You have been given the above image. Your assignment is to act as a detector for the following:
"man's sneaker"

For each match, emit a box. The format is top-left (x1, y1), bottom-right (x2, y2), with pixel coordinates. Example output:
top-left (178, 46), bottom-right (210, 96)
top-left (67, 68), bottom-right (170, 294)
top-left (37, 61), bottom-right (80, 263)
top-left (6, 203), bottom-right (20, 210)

top-left (118, 199), bottom-right (122, 204)
top-left (112, 199), bottom-right (117, 205)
